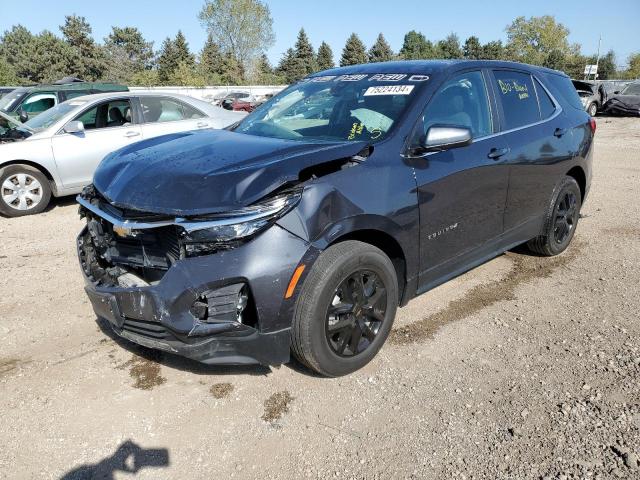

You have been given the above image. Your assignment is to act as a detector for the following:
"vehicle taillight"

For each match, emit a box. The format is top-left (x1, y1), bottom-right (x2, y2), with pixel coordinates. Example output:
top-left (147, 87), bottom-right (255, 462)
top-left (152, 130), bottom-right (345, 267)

top-left (589, 118), bottom-right (596, 133)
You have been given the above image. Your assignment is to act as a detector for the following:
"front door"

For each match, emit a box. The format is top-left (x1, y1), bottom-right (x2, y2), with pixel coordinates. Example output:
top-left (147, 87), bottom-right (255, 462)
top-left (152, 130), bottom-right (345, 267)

top-left (411, 70), bottom-right (510, 291)
top-left (51, 98), bottom-right (142, 189)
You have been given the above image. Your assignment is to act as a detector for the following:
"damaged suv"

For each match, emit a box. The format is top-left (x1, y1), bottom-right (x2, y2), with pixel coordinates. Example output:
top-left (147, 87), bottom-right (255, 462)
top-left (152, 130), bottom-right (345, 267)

top-left (77, 61), bottom-right (594, 376)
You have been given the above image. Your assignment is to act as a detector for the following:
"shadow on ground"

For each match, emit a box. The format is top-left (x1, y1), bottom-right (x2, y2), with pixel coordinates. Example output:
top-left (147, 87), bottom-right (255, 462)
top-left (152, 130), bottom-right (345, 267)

top-left (60, 440), bottom-right (169, 479)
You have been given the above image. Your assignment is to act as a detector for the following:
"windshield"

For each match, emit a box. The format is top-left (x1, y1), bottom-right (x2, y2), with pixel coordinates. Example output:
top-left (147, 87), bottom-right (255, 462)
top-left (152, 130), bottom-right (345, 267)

top-left (0, 88), bottom-right (27, 112)
top-left (235, 73), bottom-right (428, 142)
top-left (24, 101), bottom-right (84, 131)
top-left (621, 83), bottom-right (640, 95)
top-left (0, 110), bottom-right (31, 141)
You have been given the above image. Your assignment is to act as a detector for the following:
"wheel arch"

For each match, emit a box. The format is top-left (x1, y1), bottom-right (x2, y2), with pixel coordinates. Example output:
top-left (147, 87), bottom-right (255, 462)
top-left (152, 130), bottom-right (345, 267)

top-left (566, 165), bottom-right (586, 201)
top-left (326, 228), bottom-right (408, 306)
top-left (0, 160), bottom-right (58, 196)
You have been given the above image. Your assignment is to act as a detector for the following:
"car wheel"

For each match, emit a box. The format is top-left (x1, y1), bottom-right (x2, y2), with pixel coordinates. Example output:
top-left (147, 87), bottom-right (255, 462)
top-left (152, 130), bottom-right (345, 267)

top-left (0, 164), bottom-right (52, 217)
top-left (527, 176), bottom-right (581, 256)
top-left (291, 240), bottom-right (398, 377)
top-left (587, 102), bottom-right (598, 117)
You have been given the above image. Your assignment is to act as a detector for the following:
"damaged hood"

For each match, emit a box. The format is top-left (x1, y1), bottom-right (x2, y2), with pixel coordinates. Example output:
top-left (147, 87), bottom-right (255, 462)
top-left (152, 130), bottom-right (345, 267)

top-left (93, 129), bottom-right (367, 215)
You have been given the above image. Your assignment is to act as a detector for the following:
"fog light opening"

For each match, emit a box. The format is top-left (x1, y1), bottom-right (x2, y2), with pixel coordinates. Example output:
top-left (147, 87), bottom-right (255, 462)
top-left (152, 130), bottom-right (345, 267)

top-left (236, 286), bottom-right (249, 323)
top-left (189, 282), bottom-right (257, 328)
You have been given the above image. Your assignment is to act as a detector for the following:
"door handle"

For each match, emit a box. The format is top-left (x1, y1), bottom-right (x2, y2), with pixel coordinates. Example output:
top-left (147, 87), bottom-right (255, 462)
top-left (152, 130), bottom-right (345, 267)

top-left (554, 128), bottom-right (567, 137)
top-left (487, 147), bottom-right (510, 160)
top-left (124, 131), bottom-right (140, 138)
top-left (196, 122), bottom-right (209, 128)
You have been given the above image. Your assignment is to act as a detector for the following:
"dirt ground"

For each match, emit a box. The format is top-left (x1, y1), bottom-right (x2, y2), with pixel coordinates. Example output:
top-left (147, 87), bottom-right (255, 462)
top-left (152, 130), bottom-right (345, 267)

top-left (0, 117), bottom-right (639, 479)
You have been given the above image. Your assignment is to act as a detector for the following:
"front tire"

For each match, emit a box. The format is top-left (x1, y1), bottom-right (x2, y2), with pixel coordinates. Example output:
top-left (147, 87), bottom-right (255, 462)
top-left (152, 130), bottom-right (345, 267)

top-left (587, 102), bottom-right (598, 117)
top-left (527, 176), bottom-right (581, 256)
top-left (291, 241), bottom-right (398, 377)
top-left (0, 164), bottom-right (51, 217)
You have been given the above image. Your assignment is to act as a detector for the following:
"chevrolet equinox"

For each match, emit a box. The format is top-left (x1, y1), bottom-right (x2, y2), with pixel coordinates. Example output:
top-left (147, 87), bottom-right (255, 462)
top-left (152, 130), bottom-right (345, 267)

top-left (77, 61), bottom-right (594, 376)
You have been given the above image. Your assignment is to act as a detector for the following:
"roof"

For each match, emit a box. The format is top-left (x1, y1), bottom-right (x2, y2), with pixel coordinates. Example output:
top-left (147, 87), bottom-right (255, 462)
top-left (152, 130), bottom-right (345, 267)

top-left (311, 60), bottom-right (567, 78)
top-left (16, 82), bottom-right (128, 92)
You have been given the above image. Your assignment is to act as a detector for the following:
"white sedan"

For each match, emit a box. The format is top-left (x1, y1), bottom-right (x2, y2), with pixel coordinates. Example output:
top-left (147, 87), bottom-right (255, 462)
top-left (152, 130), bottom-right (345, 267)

top-left (0, 92), bottom-right (246, 217)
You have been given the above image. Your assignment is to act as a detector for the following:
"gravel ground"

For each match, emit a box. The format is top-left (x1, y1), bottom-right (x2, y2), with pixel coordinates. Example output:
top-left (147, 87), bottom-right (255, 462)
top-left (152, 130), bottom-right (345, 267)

top-left (0, 117), bottom-right (638, 479)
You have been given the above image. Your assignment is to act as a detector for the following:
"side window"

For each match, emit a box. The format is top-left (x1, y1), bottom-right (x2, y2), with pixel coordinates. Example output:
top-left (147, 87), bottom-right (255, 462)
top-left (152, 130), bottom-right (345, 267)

top-left (140, 97), bottom-right (187, 123)
top-left (22, 93), bottom-right (57, 113)
top-left (65, 91), bottom-right (91, 101)
top-left (75, 100), bottom-right (132, 130)
top-left (534, 79), bottom-right (556, 119)
top-left (492, 71), bottom-right (539, 129)
top-left (180, 102), bottom-right (206, 119)
top-left (417, 71), bottom-right (492, 141)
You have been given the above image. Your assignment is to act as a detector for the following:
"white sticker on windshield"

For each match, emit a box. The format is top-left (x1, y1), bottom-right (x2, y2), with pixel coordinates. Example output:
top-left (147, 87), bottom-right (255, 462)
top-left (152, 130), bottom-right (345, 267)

top-left (364, 85), bottom-right (414, 96)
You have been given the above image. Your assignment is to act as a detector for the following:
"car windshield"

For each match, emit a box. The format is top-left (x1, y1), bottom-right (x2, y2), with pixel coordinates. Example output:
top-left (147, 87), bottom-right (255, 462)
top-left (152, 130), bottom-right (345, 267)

top-left (235, 73), bottom-right (428, 142)
top-left (0, 88), bottom-right (27, 112)
top-left (24, 101), bottom-right (85, 131)
top-left (0, 110), bottom-right (32, 140)
top-left (621, 83), bottom-right (640, 95)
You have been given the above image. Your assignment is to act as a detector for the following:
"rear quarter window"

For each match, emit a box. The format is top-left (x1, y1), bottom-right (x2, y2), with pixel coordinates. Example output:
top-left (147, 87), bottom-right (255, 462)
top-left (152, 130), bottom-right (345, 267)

top-left (534, 78), bottom-right (557, 119)
top-left (492, 70), bottom-right (540, 130)
top-left (543, 73), bottom-right (583, 110)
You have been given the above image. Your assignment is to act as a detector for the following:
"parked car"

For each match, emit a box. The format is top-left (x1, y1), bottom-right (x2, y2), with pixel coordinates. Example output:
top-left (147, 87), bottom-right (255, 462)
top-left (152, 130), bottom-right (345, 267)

top-left (0, 81), bottom-right (128, 122)
top-left (229, 95), bottom-right (262, 112)
top-left (0, 92), bottom-right (245, 217)
top-left (77, 60), bottom-right (594, 376)
top-left (601, 81), bottom-right (640, 117)
top-left (216, 91), bottom-right (251, 109)
top-left (572, 79), bottom-right (604, 117)
top-left (0, 87), bottom-right (18, 99)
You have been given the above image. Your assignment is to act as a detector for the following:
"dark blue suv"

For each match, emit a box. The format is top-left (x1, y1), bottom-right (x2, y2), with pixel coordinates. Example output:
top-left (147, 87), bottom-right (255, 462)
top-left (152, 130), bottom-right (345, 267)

top-left (77, 60), bottom-right (594, 376)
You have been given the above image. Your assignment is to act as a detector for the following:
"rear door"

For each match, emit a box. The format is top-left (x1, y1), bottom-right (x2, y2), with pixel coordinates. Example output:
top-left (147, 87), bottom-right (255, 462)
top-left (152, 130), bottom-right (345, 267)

top-left (488, 69), bottom-right (572, 233)
top-left (138, 96), bottom-right (210, 140)
top-left (51, 98), bottom-right (142, 188)
top-left (412, 69), bottom-right (510, 290)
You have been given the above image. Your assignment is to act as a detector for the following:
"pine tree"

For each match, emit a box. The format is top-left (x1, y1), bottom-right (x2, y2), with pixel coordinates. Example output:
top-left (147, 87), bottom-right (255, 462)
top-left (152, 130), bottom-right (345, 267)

top-left (368, 33), bottom-right (394, 63)
top-left (340, 33), bottom-right (367, 67)
top-left (276, 48), bottom-right (300, 83)
top-left (399, 31), bottom-right (434, 60)
top-left (316, 42), bottom-right (335, 71)
top-left (480, 40), bottom-right (504, 60)
top-left (200, 33), bottom-right (225, 81)
top-left (437, 33), bottom-right (463, 59)
top-left (157, 37), bottom-right (177, 84)
top-left (173, 31), bottom-right (195, 67)
top-left (60, 15), bottom-right (105, 80)
top-left (463, 36), bottom-right (482, 60)
top-left (294, 28), bottom-right (316, 76)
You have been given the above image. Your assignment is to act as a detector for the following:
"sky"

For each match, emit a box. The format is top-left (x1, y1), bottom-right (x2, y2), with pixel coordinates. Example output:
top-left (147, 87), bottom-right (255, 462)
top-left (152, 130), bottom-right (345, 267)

top-left (1, 0), bottom-right (639, 68)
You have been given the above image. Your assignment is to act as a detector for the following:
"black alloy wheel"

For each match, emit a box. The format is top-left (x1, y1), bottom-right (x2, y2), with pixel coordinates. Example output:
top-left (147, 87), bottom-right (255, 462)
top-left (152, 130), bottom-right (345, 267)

top-left (553, 191), bottom-right (578, 244)
top-left (325, 270), bottom-right (387, 357)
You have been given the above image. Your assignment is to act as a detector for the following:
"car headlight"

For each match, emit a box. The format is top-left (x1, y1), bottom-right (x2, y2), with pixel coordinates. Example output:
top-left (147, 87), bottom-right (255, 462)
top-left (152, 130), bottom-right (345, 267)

top-left (179, 191), bottom-right (302, 256)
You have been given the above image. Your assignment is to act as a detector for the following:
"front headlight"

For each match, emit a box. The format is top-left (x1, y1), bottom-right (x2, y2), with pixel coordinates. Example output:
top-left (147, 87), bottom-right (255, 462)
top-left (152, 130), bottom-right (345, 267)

top-left (179, 191), bottom-right (301, 256)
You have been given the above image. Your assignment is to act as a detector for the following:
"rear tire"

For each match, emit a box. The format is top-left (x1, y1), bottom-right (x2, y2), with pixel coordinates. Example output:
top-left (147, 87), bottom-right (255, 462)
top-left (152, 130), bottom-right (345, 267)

top-left (291, 241), bottom-right (398, 377)
top-left (0, 164), bottom-right (52, 217)
top-left (587, 102), bottom-right (598, 117)
top-left (527, 176), bottom-right (581, 256)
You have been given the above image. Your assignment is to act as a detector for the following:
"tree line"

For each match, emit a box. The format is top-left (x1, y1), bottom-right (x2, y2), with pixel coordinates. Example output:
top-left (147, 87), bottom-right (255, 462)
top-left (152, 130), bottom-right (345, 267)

top-left (0, 2), bottom-right (638, 87)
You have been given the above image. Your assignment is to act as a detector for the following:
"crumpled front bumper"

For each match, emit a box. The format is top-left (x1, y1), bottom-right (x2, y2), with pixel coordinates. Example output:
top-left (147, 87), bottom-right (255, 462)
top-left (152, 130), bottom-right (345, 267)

top-left (79, 224), bottom-right (318, 366)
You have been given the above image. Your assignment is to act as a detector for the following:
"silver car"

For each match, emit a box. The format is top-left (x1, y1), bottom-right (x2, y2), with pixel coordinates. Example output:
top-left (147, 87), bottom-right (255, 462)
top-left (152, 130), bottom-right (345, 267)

top-left (0, 92), bottom-right (246, 217)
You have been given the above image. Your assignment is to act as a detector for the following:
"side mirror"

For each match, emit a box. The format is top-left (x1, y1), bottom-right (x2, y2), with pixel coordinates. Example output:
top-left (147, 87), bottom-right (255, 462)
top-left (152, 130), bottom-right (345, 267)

top-left (63, 120), bottom-right (85, 134)
top-left (420, 126), bottom-right (473, 153)
top-left (18, 110), bottom-right (28, 123)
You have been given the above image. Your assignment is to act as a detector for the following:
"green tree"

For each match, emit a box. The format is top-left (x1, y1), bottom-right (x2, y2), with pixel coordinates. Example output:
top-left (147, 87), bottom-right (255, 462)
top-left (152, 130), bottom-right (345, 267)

top-left (168, 60), bottom-right (206, 86)
top-left (130, 69), bottom-right (160, 87)
top-left (0, 25), bottom-right (37, 82)
top-left (463, 36), bottom-right (482, 60)
top-left (198, 0), bottom-right (275, 81)
top-left (29, 30), bottom-right (75, 83)
top-left (480, 40), bottom-right (504, 60)
top-left (173, 31), bottom-right (195, 67)
top-left (368, 33), bottom-right (394, 63)
top-left (60, 15), bottom-right (105, 80)
top-left (544, 49), bottom-right (565, 71)
top-left (505, 15), bottom-right (571, 65)
top-left (316, 41), bottom-right (335, 71)
top-left (625, 52), bottom-right (640, 79)
top-left (0, 56), bottom-right (18, 85)
top-left (104, 26), bottom-right (154, 72)
top-left (200, 33), bottom-right (225, 82)
top-left (255, 53), bottom-right (284, 84)
top-left (584, 50), bottom-right (616, 80)
top-left (399, 30), bottom-right (434, 60)
top-left (157, 32), bottom-right (194, 84)
top-left (340, 33), bottom-right (367, 67)
top-left (276, 48), bottom-right (299, 83)
top-left (293, 28), bottom-right (316, 76)
top-left (437, 33), bottom-right (463, 59)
